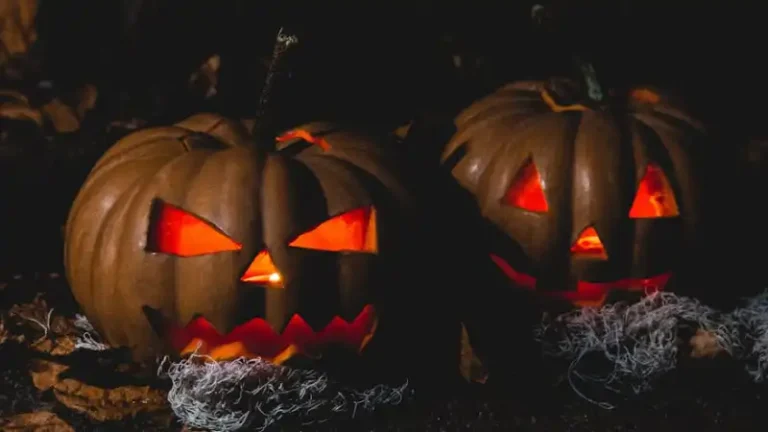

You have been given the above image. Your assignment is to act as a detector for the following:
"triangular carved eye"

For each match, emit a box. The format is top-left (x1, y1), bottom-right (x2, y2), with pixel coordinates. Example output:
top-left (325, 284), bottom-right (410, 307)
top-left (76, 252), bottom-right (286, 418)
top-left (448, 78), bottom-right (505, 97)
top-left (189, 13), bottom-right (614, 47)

top-left (503, 157), bottom-right (549, 212)
top-left (147, 199), bottom-right (242, 256)
top-left (289, 207), bottom-right (378, 254)
top-left (629, 163), bottom-right (680, 218)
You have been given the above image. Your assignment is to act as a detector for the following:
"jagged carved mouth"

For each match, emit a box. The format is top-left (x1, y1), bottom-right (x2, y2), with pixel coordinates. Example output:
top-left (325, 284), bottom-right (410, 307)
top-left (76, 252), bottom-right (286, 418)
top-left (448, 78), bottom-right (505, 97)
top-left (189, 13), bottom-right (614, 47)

top-left (142, 305), bottom-right (378, 364)
top-left (490, 254), bottom-right (671, 307)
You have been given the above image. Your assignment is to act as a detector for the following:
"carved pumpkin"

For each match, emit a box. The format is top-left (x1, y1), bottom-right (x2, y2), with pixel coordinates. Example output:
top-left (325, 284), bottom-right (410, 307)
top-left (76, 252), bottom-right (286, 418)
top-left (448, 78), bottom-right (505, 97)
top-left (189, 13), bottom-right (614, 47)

top-left (64, 113), bottom-right (433, 365)
top-left (439, 80), bottom-right (708, 307)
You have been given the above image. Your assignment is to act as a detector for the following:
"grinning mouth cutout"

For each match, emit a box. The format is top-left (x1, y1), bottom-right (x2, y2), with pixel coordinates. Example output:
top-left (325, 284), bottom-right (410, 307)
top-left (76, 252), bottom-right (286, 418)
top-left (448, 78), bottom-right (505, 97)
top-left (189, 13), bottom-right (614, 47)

top-left (490, 254), bottom-right (671, 307)
top-left (142, 305), bottom-right (378, 364)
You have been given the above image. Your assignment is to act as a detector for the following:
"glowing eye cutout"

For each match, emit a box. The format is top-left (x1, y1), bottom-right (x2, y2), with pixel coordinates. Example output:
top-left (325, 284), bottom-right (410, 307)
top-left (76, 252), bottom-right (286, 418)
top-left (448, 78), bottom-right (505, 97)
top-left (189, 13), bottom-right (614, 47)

top-left (241, 250), bottom-right (282, 285)
top-left (147, 200), bottom-right (242, 257)
top-left (629, 163), bottom-right (680, 218)
top-left (503, 158), bottom-right (549, 212)
top-left (289, 207), bottom-right (378, 254)
top-left (570, 226), bottom-right (608, 260)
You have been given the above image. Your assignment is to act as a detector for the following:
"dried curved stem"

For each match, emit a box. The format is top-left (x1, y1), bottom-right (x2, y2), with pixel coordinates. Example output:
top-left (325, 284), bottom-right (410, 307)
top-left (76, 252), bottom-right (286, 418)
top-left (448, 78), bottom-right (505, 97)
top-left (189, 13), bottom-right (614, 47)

top-left (253, 27), bottom-right (299, 147)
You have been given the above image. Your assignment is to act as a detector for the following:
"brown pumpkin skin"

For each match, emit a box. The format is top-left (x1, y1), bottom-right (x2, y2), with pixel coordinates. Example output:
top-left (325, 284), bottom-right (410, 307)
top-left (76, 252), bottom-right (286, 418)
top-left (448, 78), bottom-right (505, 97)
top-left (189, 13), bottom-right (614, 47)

top-left (440, 80), bottom-right (708, 306)
top-left (64, 113), bottom-right (433, 364)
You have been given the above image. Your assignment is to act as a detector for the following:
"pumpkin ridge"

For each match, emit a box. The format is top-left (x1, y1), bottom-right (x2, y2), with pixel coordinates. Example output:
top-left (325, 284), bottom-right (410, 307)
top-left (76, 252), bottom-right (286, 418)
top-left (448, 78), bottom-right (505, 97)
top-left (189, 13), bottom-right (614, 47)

top-left (456, 95), bottom-right (546, 127)
top-left (298, 138), bottom-right (411, 205)
top-left (99, 153), bottom-right (210, 351)
top-left (92, 126), bottom-right (192, 171)
top-left (136, 152), bottom-right (220, 338)
top-left (124, 154), bottom-right (215, 349)
top-left (67, 153), bottom-right (186, 242)
top-left (84, 171), bottom-right (152, 345)
top-left (175, 151), bottom-right (257, 334)
top-left (456, 101), bottom-right (559, 146)
top-left (463, 113), bottom-right (574, 198)
top-left (66, 158), bottom-right (164, 285)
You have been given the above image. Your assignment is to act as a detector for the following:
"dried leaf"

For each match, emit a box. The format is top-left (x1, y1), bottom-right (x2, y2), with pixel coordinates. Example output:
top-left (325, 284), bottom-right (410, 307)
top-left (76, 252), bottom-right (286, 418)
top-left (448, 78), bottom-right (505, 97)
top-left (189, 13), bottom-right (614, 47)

top-left (0, 411), bottom-right (75, 432)
top-left (0, 0), bottom-right (38, 57)
top-left (459, 323), bottom-right (488, 384)
top-left (690, 329), bottom-right (724, 359)
top-left (29, 359), bottom-right (68, 391)
top-left (9, 295), bottom-right (78, 337)
top-left (0, 84), bottom-right (98, 133)
top-left (0, 90), bottom-right (43, 125)
top-left (32, 335), bottom-right (77, 356)
top-left (41, 84), bottom-right (98, 133)
top-left (188, 54), bottom-right (220, 99)
top-left (40, 99), bottom-right (80, 134)
top-left (28, 359), bottom-right (169, 422)
top-left (0, 316), bottom-right (7, 345)
top-left (53, 378), bottom-right (168, 422)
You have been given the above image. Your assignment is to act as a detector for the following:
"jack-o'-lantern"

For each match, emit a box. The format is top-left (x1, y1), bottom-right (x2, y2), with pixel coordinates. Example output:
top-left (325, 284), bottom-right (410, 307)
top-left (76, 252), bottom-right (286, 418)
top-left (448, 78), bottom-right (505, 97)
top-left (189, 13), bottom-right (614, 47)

top-left (439, 79), bottom-right (708, 307)
top-left (64, 113), bottom-right (435, 365)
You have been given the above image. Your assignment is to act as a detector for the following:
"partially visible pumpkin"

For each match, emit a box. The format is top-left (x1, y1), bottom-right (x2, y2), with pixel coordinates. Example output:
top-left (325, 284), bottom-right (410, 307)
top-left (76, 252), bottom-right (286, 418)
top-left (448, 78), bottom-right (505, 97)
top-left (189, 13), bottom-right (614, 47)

top-left (436, 79), bottom-right (716, 307)
top-left (64, 114), bottom-right (459, 382)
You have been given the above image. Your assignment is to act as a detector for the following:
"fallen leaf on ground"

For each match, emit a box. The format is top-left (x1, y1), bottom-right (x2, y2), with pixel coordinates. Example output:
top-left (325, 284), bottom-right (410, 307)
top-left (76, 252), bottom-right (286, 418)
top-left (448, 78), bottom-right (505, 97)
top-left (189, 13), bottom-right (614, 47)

top-left (29, 359), bottom-right (68, 391)
top-left (690, 329), bottom-right (724, 359)
top-left (7, 295), bottom-right (81, 354)
top-left (460, 323), bottom-right (488, 384)
top-left (0, 411), bottom-right (75, 432)
top-left (28, 359), bottom-right (169, 422)
top-left (0, 315), bottom-right (8, 345)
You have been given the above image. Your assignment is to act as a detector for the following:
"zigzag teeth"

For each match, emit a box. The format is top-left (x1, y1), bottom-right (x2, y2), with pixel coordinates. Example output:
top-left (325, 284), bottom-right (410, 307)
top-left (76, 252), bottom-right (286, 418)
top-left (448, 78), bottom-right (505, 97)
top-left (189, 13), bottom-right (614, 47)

top-left (170, 305), bottom-right (377, 359)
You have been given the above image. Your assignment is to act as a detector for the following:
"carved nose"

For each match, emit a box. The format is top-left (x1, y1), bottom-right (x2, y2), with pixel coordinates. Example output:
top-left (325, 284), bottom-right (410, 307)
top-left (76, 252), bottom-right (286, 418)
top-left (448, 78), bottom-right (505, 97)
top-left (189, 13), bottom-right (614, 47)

top-left (570, 226), bottom-right (607, 260)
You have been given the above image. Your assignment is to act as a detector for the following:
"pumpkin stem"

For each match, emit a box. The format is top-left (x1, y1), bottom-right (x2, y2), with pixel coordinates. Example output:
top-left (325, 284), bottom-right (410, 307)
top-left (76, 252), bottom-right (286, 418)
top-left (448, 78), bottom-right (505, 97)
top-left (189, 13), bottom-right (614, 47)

top-left (253, 27), bottom-right (299, 146)
top-left (531, 4), bottom-right (605, 104)
top-left (572, 55), bottom-right (604, 103)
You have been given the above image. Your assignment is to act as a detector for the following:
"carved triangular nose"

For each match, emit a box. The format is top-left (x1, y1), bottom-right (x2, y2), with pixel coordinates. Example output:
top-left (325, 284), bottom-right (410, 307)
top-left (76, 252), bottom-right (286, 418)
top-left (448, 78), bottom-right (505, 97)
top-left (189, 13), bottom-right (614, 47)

top-left (570, 226), bottom-right (608, 260)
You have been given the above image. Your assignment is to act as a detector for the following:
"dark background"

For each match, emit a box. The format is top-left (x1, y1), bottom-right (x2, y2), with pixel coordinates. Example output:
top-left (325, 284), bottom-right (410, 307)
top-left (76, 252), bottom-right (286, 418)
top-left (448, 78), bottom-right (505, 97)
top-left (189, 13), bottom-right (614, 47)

top-left (27, 1), bottom-right (767, 131)
top-left (1, 1), bottom-right (766, 280)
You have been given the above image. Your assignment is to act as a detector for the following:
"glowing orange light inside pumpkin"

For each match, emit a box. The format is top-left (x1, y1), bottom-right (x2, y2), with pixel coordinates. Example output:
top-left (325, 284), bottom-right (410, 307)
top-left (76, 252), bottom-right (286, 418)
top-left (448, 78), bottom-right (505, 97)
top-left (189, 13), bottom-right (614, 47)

top-left (276, 129), bottom-right (332, 151)
top-left (149, 201), bottom-right (242, 257)
top-left (629, 88), bottom-right (661, 104)
top-left (570, 226), bottom-right (607, 259)
top-left (503, 158), bottom-right (549, 212)
top-left (289, 207), bottom-right (378, 253)
top-left (166, 305), bottom-right (378, 362)
top-left (241, 250), bottom-right (282, 285)
top-left (629, 163), bottom-right (679, 218)
top-left (489, 254), bottom-right (671, 307)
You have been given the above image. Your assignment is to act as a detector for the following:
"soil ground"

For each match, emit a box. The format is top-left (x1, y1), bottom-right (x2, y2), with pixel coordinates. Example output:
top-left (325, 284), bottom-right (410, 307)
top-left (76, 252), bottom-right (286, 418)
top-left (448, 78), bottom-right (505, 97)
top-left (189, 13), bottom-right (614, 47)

top-left (1, 275), bottom-right (766, 432)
